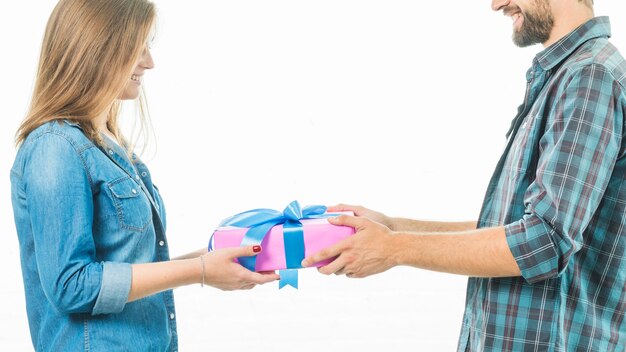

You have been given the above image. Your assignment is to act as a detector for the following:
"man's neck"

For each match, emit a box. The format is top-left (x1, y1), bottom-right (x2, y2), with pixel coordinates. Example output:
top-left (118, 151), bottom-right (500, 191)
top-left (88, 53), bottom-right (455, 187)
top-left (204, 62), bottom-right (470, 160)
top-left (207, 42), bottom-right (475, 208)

top-left (543, 4), bottom-right (594, 48)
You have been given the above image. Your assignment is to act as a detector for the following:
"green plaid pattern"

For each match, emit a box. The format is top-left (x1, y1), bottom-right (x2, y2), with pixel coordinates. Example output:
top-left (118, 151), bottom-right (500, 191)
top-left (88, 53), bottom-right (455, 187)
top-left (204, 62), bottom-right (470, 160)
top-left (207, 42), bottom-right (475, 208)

top-left (458, 17), bottom-right (626, 351)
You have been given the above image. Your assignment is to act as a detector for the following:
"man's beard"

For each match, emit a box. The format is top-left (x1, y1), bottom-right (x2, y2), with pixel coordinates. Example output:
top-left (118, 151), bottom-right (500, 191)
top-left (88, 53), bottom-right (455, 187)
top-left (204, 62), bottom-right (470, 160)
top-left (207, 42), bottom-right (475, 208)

top-left (513, 1), bottom-right (554, 47)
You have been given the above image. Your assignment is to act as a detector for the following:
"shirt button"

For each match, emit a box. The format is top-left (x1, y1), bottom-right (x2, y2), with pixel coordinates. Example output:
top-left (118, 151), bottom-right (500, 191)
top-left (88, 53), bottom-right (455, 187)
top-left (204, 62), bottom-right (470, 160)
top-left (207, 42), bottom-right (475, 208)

top-left (159, 240), bottom-right (165, 247)
top-left (169, 313), bottom-right (175, 320)
top-left (135, 175), bottom-right (140, 180)
top-left (131, 189), bottom-right (137, 194)
top-left (108, 150), bottom-right (114, 155)
top-left (141, 172), bottom-right (147, 177)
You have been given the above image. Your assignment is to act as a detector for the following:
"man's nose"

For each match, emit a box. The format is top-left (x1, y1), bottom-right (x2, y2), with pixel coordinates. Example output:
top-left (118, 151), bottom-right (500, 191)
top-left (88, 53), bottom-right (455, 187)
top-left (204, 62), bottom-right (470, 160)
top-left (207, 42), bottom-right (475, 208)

top-left (491, 0), bottom-right (511, 11)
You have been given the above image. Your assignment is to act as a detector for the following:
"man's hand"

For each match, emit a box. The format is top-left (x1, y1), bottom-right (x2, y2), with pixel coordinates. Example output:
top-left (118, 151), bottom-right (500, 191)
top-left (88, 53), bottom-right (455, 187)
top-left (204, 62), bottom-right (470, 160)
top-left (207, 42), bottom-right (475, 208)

top-left (326, 204), bottom-right (394, 230)
top-left (301, 215), bottom-right (398, 278)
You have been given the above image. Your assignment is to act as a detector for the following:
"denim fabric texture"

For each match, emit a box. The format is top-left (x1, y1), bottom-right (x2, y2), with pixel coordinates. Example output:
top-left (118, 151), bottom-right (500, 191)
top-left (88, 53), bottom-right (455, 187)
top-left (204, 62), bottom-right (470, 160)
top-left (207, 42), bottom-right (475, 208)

top-left (11, 120), bottom-right (178, 351)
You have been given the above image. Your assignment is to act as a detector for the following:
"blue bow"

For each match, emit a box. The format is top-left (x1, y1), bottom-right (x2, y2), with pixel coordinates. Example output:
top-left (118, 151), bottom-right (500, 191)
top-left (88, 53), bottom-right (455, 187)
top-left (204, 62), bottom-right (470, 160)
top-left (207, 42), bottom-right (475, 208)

top-left (214, 200), bottom-right (330, 289)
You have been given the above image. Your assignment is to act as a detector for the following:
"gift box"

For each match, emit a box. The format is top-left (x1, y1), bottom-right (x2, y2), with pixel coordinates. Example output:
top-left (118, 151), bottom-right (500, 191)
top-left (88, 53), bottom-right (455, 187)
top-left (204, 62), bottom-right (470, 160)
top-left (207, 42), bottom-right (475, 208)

top-left (209, 201), bottom-right (355, 288)
top-left (210, 212), bottom-right (355, 271)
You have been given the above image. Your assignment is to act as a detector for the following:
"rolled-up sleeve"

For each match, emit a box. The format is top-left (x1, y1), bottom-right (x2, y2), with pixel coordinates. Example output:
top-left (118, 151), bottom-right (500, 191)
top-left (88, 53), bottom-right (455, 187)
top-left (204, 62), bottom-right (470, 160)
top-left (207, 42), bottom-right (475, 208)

top-left (505, 64), bottom-right (622, 284)
top-left (24, 132), bottom-right (132, 314)
top-left (92, 262), bottom-right (132, 315)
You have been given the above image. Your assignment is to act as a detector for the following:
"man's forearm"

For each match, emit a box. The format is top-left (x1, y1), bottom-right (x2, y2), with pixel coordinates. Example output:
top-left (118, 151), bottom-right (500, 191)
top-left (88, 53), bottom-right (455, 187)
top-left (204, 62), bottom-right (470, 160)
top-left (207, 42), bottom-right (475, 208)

top-left (391, 226), bottom-right (521, 278)
top-left (388, 218), bottom-right (477, 233)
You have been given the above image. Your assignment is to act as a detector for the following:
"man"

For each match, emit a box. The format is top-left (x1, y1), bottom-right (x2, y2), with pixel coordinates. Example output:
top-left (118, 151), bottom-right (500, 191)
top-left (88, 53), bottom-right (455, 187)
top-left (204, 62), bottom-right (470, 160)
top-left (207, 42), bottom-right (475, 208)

top-left (302, 0), bottom-right (626, 351)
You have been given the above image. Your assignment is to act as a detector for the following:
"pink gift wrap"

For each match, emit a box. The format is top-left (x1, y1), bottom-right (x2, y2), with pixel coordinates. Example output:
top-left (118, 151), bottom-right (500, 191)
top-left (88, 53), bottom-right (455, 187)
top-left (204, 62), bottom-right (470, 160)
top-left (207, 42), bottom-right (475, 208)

top-left (210, 213), bottom-right (355, 271)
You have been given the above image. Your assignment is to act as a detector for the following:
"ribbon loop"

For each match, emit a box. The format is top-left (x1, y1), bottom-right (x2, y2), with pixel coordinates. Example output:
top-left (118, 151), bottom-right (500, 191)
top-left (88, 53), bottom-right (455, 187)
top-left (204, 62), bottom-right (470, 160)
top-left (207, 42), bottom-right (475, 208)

top-left (283, 200), bottom-right (303, 221)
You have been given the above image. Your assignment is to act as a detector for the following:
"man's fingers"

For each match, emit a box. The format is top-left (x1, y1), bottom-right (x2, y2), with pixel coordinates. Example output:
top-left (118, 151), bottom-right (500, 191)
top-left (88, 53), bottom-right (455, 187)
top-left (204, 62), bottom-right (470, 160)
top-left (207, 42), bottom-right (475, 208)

top-left (328, 214), bottom-right (366, 229)
top-left (326, 203), bottom-right (356, 212)
top-left (301, 240), bottom-right (346, 267)
top-left (317, 254), bottom-right (347, 275)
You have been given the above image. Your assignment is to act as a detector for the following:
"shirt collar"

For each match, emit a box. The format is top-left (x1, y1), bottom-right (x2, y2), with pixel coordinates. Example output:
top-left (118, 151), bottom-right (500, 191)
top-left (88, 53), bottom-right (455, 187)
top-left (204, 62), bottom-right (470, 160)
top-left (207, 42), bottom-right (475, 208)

top-left (534, 16), bottom-right (611, 72)
top-left (63, 119), bottom-right (82, 129)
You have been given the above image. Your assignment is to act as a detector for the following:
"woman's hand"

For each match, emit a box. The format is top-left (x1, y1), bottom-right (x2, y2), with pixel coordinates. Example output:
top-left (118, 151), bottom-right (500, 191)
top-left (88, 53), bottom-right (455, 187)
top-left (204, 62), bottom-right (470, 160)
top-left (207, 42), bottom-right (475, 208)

top-left (201, 245), bottom-right (280, 291)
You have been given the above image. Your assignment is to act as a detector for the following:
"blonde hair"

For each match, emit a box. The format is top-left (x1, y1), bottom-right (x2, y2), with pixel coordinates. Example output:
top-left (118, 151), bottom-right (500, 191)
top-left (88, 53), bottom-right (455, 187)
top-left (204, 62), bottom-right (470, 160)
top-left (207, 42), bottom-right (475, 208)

top-left (16, 0), bottom-right (156, 150)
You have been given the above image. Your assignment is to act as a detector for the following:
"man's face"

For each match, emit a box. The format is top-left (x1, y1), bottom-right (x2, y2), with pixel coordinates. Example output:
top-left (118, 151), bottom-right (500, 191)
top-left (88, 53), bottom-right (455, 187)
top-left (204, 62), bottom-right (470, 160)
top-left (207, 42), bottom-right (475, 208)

top-left (492, 0), bottom-right (554, 47)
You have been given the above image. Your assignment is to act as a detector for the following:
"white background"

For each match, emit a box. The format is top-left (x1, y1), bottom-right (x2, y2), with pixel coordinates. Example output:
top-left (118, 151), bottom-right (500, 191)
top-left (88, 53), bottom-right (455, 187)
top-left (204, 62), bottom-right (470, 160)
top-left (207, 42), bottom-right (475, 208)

top-left (1, 2), bottom-right (624, 351)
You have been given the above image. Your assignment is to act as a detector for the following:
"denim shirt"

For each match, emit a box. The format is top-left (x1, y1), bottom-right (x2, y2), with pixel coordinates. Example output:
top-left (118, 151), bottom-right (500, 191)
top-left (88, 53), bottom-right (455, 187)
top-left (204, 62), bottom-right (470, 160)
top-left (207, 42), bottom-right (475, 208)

top-left (10, 120), bottom-right (178, 351)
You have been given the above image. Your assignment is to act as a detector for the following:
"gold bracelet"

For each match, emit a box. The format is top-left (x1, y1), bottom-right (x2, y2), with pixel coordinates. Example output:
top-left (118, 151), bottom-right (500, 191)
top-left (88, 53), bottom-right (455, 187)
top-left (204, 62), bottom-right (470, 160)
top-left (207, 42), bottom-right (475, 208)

top-left (199, 255), bottom-right (206, 288)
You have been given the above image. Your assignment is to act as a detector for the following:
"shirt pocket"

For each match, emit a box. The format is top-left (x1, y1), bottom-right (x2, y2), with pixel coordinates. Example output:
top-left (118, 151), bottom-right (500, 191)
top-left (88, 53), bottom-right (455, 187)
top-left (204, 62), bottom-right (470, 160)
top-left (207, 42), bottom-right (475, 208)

top-left (506, 113), bottom-right (543, 175)
top-left (107, 176), bottom-right (152, 232)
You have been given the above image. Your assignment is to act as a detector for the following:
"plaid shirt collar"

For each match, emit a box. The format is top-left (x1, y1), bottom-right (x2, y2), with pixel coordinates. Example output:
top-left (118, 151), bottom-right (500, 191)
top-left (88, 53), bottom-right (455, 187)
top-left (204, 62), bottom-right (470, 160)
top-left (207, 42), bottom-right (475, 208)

top-left (534, 16), bottom-right (611, 72)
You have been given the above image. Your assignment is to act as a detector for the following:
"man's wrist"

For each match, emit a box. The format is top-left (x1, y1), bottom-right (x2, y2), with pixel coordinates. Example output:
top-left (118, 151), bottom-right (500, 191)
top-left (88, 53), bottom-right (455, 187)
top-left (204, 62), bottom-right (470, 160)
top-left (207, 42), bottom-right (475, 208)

top-left (384, 216), bottom-right (397, 231)
top-left (387, 231), bottom-right (409, 267)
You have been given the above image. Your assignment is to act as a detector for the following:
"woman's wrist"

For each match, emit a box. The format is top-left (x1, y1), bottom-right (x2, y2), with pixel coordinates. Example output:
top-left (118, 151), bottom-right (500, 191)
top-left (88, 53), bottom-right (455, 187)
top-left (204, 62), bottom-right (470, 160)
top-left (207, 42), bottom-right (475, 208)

top-left (174, 257), bottom-right (204, 286)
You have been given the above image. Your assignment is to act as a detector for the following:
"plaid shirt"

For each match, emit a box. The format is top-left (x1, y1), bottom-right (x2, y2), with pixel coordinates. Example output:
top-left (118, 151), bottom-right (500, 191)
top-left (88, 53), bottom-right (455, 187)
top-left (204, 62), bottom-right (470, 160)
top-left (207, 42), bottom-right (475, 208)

top-left (458, 17), bottom-right (626, 352)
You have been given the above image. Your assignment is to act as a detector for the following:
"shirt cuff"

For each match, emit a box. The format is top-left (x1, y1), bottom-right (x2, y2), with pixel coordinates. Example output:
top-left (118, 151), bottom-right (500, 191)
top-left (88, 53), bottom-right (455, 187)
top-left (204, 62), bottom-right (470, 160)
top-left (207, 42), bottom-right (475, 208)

top-left (91, 262), bottom-right (132, 315)
top-left (505, 216), bottom-right (560, 284)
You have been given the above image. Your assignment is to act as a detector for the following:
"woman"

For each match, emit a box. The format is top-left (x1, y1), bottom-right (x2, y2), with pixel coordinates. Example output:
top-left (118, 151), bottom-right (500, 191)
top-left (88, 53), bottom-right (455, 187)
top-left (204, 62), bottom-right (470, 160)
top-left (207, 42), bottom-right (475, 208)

top-left (10, 0), bottom-right (279, 350)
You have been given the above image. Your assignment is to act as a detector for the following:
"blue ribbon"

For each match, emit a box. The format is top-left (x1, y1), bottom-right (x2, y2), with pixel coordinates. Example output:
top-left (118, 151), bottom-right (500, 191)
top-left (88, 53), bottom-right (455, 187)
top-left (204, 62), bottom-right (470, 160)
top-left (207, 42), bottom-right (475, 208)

top-left (213, 200), bottom-right (331, 289)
